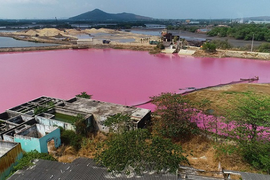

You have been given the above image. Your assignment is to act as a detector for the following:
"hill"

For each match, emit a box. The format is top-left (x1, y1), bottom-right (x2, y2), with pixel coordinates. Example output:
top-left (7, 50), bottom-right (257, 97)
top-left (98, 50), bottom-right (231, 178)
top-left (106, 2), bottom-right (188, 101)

top-left (69, 9), bottom-right (153, 21)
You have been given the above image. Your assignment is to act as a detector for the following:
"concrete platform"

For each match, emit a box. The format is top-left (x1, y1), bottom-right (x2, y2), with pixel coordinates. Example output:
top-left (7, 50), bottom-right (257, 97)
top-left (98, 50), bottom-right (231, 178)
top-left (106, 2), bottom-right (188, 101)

top-left (178, 49), bottom-right (196, 55)
top-left (161, 48), bottom-right (176, 54)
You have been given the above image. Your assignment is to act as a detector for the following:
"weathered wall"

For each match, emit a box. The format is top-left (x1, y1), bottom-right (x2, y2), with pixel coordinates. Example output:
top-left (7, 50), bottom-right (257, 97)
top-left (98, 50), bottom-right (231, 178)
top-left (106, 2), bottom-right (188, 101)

top-left (0, 142), bottom-right (23, 180)
top-left (35, 116), bottom-right (75, 131)
top-left (39, 128), bottom-right (61, 153)
top-left (14, 125), bottom-right (61, 153)
top-left (14, 135), bottom-right (41, 152)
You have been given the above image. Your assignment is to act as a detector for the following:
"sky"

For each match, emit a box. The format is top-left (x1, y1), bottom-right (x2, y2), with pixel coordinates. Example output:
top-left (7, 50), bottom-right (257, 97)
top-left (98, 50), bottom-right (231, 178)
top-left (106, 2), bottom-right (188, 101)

top-left (0, 0), bottom-right (270, 19)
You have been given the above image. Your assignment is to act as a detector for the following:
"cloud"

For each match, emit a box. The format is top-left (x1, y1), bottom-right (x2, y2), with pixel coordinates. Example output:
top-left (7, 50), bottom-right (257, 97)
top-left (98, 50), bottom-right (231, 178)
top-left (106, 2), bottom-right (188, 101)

top-left (2, 0), bottom-right (58, 4)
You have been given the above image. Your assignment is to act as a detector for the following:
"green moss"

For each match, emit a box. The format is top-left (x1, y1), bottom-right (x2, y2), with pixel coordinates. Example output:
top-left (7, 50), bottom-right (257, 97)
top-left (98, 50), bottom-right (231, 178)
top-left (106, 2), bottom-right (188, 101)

top-left (54, 113), bottom-right (76, 123)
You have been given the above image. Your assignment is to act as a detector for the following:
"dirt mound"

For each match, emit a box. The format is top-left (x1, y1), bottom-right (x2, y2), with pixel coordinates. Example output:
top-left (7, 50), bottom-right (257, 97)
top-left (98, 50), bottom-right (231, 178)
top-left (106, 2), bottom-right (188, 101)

top-left (37, 28), bottom-right (62, 36)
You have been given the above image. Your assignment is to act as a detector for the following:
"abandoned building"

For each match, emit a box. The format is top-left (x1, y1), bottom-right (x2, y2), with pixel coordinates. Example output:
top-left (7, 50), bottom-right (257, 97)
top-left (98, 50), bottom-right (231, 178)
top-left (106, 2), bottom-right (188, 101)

top-left (0, 96), bottom-right (151, 179)
top-left (0, 96), bottom-right (151, 149)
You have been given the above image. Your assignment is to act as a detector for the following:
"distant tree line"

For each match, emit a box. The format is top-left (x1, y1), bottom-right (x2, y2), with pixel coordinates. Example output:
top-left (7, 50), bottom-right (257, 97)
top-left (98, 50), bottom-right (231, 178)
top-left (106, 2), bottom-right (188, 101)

top-left (207, 24), bottom-right (270, 42)
top-left (167, 25), bottom-right (200, 33)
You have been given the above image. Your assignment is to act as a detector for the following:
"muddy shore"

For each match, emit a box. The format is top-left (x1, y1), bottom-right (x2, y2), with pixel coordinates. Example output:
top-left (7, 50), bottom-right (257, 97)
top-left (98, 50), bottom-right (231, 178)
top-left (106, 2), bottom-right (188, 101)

top-left (1, 28), bottom-right (270, 60)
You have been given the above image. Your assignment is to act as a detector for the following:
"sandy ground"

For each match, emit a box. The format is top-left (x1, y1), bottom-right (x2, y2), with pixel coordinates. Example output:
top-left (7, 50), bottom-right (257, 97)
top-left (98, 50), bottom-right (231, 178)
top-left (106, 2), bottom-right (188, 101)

top-left (1, 28), bottom-right (270, 60)
top-left (0, 28), bottom-right (160, 45)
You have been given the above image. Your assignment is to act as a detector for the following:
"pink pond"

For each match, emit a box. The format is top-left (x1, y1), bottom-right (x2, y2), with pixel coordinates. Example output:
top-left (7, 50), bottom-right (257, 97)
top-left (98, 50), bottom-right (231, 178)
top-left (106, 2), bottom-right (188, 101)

top-left (0, 49), bottom-right (270, 112)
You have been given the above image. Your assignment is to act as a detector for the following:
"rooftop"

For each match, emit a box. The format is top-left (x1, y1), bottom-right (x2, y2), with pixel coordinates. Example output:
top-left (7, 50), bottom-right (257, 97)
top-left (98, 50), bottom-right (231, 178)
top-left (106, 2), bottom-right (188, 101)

top-left (62, 98), bottom-right (150, 122)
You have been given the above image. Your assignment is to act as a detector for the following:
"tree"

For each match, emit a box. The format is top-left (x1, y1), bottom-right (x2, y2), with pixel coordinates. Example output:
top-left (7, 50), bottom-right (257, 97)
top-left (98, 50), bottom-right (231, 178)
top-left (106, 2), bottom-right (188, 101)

top-left (76, 92), bottom-right (92, 99)
top-left (94, 129), bottom-right (188, 174)
top-left (73, 114), bottom-right (87, 136)
top-left (104, 113), bottom-right (134, 133)
top-left (225, 92), bottom-right (270, 143)
top-left (150, 92), bottom-right (198, 140)
top-left (224, 92), bottom-right (270, 172)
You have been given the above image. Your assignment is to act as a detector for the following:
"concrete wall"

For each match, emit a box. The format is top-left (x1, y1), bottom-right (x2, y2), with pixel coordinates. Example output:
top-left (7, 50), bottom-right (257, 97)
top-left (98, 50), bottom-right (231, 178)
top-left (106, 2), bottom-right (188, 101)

top-left (35, 115), bottom-right (75, 131)
top-left (14, 125), bottom-right (61, 153)
top-left (39, 128), bottom-right (61, 153)
top-left (0, 141), bottom-right (23, 180)
top-left (14, 134), bottom-right (41, 152)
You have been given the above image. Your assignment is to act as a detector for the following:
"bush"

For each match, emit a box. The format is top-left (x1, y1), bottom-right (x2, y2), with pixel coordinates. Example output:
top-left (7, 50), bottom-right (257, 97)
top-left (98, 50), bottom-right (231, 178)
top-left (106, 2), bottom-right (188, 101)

top-left (61, 129), bottom-right (82, 151)
top-left (257, 43), bottom-right (270, 53)
top-left (156, 42), bottom-right (165, 50)
top-left (95, 129), bottom-right (188, 174)
top-left (240, 141), bottom-right (270, 173)
top-left (13, 150), bottom-right (56, 171)
top-left (202, 42), bottom-right (216, 52)
top-left (211, 39), bottom-right (233, 49)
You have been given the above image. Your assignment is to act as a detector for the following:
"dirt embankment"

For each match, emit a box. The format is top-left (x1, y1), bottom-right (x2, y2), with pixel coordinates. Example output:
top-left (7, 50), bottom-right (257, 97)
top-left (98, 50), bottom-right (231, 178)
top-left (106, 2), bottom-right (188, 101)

top-left (194, 49), bottom-right (270, 60)
top-left (0, 28), bottom-right (158, 52)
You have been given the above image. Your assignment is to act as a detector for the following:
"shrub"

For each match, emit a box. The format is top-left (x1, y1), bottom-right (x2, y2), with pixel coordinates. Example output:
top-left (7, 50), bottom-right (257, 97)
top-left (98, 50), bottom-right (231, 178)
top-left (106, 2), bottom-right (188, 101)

top-left (202, 42), bottom-right (216, 52)
top-left (61, 129), bottom-right (82, 151)
top-left (257, 43), bottom-right (270, 53)
top-left (211, 39), bottom-right (233, 49)
top-left (13, 150), bottom-right (56, 171)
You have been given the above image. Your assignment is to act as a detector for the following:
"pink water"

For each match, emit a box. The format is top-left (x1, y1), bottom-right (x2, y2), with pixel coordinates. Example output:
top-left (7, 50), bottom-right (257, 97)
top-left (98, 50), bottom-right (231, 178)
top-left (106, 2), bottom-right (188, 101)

top-left (0, 49), bottom-right (270, 112)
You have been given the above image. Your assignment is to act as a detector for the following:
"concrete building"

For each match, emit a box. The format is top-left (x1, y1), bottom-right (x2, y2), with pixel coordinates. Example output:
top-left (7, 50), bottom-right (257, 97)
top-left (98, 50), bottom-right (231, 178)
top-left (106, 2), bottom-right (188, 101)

top-left (0, 96), bottom-right (151, 138)
top-left (0, 141), bottom-right (23, 180)
top-left (14, 124), bottom-right (61, 153)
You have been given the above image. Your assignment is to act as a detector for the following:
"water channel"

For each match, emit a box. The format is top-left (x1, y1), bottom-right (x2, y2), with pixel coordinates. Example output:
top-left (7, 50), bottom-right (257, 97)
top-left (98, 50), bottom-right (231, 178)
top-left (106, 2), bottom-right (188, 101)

top-left (0, 36), bottom-right (58, 48)
top-left (0, 49), bottom-right (269, 112)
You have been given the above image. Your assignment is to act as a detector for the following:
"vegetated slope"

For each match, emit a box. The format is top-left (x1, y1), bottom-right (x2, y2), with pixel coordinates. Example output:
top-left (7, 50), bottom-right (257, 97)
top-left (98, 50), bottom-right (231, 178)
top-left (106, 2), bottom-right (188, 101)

top-left (185, 83), bottom-right (270, 115)
top-left (69, 9), bottom-right (153, 21)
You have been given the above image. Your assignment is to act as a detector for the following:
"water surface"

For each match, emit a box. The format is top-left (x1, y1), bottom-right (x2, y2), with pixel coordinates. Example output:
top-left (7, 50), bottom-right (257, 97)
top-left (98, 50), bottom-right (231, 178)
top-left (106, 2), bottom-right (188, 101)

top-left (0, 49), bottom-right (269, 112)
top-left (0, 36), bottom-right (58, 48)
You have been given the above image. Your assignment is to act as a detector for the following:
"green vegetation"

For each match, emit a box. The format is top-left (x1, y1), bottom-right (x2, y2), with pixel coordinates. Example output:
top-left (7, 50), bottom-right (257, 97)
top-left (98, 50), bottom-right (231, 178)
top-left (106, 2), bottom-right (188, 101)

top-left (95, 129), bottom-right (188, 174)
top-left (167, 25), bottom-right (199, 33)
top-left (207, 24), bottom-right (270, 42)
top-left (34, 101), bottom-right (54, 115)
top-left (8, 150), bottom-right (56, 177)
top-left (149, 42), bottom-right (165, 54)
top-left (201, 42), bottom-right (217, 53)
top-left (73, 114), bottom-right (88, 136)
top-left (94, 112), bottom-right (189, 174)
top-left (76, 92), bottom-right (92, 99)
top-left (150, 92), bottom-right (199, 140)
top-left (211, 39), bottom-right (233, 49)
top-left (223, 92), bottom-right (270, 172)
top-left (60, 128), bottom-right (83, 151)
top-left (257, 43), bottom-right (270, 53)
top-left (104, 113), bottom-right (134, 133)
top-left (54, 112), bottom-right (77, 123)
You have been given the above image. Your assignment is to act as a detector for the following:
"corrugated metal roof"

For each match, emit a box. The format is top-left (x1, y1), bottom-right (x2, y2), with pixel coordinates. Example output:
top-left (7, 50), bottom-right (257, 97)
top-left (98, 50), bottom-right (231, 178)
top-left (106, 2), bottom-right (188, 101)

top-left (8, 158), bottom-right (179, 180)
top-left (240, 172), bottom-right (270, 180)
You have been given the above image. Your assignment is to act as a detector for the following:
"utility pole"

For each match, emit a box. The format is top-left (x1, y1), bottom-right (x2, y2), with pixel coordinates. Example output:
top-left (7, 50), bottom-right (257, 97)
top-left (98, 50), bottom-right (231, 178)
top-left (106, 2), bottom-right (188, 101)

top-left (251, 33), bottom-right (254, 52)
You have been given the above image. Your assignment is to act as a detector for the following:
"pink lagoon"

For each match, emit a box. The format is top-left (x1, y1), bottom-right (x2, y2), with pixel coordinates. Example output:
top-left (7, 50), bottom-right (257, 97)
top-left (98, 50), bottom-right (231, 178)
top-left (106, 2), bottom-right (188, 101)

top-left (0, 49), bottom-right (270, 112)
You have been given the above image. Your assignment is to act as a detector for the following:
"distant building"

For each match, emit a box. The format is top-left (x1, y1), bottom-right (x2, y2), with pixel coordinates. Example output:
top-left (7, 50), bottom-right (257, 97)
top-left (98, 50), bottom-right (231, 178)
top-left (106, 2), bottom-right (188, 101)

top-left (248, 20), bottom-right (270, 24)
top-left (145, 24), bottom-right (166, 29)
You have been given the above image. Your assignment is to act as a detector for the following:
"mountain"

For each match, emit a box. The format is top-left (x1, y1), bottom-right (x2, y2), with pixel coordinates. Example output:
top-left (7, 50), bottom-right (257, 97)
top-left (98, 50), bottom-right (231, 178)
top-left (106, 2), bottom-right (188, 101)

top-left (69, 9), bottom-right (153, 21)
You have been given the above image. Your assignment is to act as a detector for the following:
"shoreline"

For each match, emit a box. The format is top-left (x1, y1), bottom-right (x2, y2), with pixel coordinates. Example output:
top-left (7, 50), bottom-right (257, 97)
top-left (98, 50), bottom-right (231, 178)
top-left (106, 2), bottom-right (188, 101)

top-left (1, 41), bottom-right (270, 61)
top-left (0, 28), bottom-right (270, 60)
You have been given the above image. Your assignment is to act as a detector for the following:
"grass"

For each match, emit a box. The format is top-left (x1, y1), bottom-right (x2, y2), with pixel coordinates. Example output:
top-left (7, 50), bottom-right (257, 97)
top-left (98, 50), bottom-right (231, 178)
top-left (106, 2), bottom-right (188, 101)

top-left (185, 83), bottom-right (270, 115)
